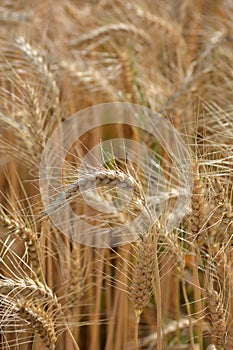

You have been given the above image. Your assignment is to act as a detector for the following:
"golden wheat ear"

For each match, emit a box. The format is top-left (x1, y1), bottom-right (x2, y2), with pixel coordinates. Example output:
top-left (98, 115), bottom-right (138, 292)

top-left (206, 288), bottom-right (227, 349)
top-left (0, 205), bottom-right (43, 277)
top-left (16, 299), bottom-right (57, 350)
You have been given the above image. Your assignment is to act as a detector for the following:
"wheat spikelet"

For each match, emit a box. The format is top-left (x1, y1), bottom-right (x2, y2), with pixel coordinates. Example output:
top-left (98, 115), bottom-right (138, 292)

top-left (0, 42), bottom-right (57, 166)
top-left (18, 83), bottom-right (46, 161)
top-left (66, 169), bottom-right (143, 198)
top-left (0, 113), bottom-right (43, 167)
top-left (22, 83), bottom-right (44, 134)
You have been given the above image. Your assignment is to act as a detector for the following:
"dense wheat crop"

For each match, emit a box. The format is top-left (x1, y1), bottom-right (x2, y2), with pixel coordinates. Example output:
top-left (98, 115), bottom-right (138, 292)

top-left (0, 1), bottom-right (233, 349)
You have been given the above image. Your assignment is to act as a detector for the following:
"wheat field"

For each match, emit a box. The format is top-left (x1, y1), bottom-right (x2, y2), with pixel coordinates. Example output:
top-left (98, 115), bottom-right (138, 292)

top-left (0, 1), bottom-right (233, 349)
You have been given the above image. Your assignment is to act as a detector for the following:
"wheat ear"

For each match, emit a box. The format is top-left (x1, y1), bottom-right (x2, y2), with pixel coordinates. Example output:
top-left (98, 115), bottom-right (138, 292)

top-left (0, 9), bottom-right (31, 23)
top-left (0, 276), bottom-right (61, 312)
top-left (60, 60), bottom-right (118, 102)
top-left (16, 298), bottom-right (57, 350)
top-left (130, 229), bottom-right (156, 318)
top-left (190, 163), bottom-right (208, 245)
top-left (0, 208), bottom-right (41, 277)
top-left (208, 179), bottom-right (233, 243)
top-left (68, 243), bottom-right (84, 304)
top-left (116, 0), bottom-right (185, 49)
top-left (206, 289), bottom-right (227, 349)
top-left (207, 345), bottom-right (217, 350)
top-left (129, 225), bottom-right (163, 350)
top-left (71, 23), bottom-right (151, 47)
top-left (44, 168), bottom-right (144, 216)
top-left (15, 36), bottom-right (59, 110)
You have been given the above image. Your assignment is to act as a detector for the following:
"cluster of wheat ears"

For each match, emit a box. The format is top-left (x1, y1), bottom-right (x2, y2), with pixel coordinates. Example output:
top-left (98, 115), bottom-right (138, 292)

top-left (0, 1), bottom-right (233, 349)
